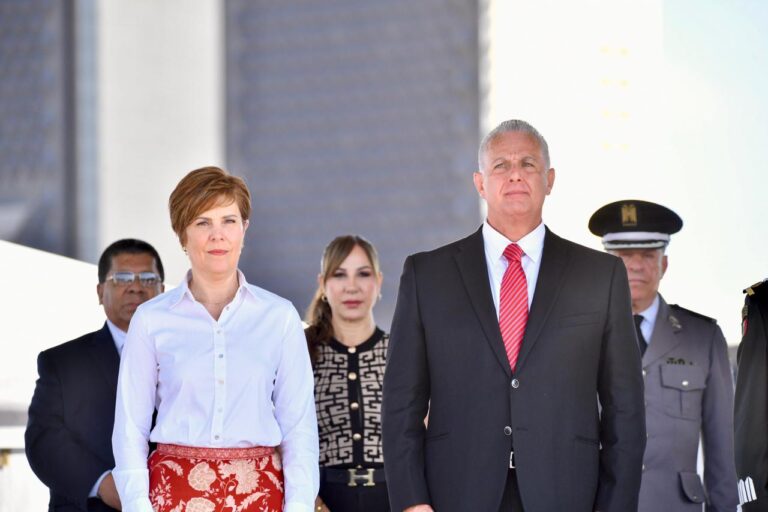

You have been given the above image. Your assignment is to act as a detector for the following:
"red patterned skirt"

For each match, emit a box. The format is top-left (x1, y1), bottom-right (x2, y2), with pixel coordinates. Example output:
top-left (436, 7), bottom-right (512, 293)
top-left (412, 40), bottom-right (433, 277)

top-left (148, 444), bottom-right (284, 512)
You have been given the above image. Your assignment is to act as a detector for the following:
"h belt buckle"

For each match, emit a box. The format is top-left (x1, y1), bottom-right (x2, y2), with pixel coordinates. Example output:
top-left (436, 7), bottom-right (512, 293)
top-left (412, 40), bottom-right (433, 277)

top-left (347, 468), bottom-right (376, 487)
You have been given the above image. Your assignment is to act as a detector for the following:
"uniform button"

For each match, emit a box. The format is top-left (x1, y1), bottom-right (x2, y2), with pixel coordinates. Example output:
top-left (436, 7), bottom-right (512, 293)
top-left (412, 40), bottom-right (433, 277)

top-left (642, 369), bottom-right (647, 377)
top-left (642, 464), bottom-right (646, 471)
top-left (348, 347), bottom-right (357, 354)
top-left (348, 372), bottom-right (358, 381)
top-left (350, 402), bottom-right (359, 410)
top-left (682, 380), bottom-right (689, 387)
top-left (503, 426), bottom-right (512, 436)
top-left (352, 433), bottom-right (362, 441)
top-left (511, 379), bottom-right (520, 389)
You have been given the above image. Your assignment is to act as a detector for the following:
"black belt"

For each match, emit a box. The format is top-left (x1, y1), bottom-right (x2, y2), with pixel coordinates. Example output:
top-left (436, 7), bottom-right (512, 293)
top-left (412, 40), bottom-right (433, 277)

top-left (320, 467), bottom-right (386, 487)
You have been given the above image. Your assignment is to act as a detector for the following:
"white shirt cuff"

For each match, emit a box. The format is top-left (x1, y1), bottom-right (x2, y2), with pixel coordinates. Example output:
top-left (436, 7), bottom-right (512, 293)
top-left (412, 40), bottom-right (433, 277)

top-left (89, 470), bottom-right (111, 498)
top-left (284, 502), bottom-right (314, 512)
top-left (122, 497), bottom-right (154, 512)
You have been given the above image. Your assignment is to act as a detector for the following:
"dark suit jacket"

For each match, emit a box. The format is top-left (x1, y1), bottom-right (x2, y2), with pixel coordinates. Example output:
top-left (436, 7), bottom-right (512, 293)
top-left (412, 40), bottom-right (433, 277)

top-left (382, 227), bottom-right (646, 512)
top-left (735, 280), bottom-right (768, 511)
top-left (26, 324), bottom-right (121, 512)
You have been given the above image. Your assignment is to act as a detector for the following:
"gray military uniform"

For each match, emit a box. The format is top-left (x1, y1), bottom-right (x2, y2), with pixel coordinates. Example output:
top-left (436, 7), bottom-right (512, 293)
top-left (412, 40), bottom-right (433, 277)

top-left (639, 295), bottom-right (738, 512)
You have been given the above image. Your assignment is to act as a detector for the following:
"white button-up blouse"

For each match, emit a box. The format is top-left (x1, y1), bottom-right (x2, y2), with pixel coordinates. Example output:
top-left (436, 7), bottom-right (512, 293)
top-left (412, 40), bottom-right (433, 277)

top-left (112, 270), bottom-right (319, 512)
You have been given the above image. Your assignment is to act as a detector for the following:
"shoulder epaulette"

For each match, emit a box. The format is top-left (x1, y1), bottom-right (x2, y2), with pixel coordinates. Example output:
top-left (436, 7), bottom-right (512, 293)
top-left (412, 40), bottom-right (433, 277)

top-left (744, 278), bottom-right (767, 296)
top-left (669, 304), bottom-right (717, 324)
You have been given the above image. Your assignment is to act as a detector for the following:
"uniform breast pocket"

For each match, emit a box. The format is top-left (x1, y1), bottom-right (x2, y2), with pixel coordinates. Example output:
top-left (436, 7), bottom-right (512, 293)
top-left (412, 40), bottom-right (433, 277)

top-left (660, 364), bottom-right (706, 420)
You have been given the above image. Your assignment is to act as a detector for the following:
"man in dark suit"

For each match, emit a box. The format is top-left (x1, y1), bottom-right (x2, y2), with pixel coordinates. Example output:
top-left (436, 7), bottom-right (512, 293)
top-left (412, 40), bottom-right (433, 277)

top-left (735, 278), bottom-right (768, 511)
top-left (382, 120), bottom-right (646, 512)
top-left (589, 200), bottom-right (738, 512)
top-left (26, 239), bottom-right (164, 511)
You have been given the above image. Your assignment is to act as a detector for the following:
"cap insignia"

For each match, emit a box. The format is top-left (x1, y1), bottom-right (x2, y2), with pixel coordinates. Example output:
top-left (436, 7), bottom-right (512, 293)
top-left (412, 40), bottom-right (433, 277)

top-left (621, 203), bottom-right (638, 227)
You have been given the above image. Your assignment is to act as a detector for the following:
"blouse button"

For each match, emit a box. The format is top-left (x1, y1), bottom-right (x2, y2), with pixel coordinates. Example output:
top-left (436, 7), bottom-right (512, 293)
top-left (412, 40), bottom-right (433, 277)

top-left (348, 372), bottom-right (358, 381)
top-left (348, 346), bottom-right (357, 354)
top-left (352, 433), bottom-right (362, 441)
top-left (350, 402), bottom-right (359, 410)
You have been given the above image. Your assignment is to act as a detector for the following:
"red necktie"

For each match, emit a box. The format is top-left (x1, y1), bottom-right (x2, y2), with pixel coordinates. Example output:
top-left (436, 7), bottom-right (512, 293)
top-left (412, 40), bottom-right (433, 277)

top-left (499, 243), bottom-right (528, 371)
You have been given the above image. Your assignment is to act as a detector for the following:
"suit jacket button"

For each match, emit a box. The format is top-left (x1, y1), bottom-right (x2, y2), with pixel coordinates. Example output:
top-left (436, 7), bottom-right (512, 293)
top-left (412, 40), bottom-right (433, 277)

top-left (503, 426), bottom-right (512, 436)
top-left (511, 379), bottom-right (520, 388)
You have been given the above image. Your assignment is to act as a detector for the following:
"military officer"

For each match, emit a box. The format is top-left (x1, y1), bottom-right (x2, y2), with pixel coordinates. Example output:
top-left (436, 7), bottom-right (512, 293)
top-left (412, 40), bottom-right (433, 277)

top-left (589, 199), bottom-right (738, 512)
top-left (734, 278), bottom-right (768, 511)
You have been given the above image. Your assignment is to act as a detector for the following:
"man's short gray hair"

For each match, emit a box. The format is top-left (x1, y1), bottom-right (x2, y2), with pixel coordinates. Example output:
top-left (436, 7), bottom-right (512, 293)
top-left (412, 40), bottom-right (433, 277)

top-left (477, 119), bottom-right (550, 170)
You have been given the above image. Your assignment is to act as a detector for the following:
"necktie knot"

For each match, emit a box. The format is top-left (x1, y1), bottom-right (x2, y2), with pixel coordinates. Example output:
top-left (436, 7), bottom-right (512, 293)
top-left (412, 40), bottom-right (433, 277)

top-left (503, 243), bottom-right (524, 263)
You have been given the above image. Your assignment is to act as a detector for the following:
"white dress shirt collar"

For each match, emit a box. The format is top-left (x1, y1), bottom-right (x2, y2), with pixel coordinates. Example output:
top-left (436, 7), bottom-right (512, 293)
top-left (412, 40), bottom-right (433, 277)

top-left (636, 294), bottom-right (660, 345)
top-left (482, 221), bottom-right (546, 266)
top-left (482, 221), bottom-right (546, 315)
top-left (170, 269), bottom-right (256, 309)
top-left (105, 319), bottom-right (127, 356)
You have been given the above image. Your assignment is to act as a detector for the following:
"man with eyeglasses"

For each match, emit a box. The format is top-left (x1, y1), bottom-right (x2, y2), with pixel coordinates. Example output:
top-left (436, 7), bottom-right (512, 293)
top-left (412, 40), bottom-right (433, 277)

top-left (26, 239), bottom-right (165, 512)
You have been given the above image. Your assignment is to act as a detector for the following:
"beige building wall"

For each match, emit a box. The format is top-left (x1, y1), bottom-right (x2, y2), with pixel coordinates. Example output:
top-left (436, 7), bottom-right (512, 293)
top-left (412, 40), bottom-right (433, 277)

top-left (98, 0), bottom-right (225, 285)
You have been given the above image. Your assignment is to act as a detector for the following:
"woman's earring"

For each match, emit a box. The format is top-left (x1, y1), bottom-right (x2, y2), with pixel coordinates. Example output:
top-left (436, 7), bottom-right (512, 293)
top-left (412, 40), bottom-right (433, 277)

top-left (182, 247), bottom-right (188, 255)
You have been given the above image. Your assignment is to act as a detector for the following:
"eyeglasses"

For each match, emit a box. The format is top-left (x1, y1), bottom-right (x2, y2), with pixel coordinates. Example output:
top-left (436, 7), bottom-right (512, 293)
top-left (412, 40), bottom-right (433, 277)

top-left (105, 271), bottom-right (162, 287)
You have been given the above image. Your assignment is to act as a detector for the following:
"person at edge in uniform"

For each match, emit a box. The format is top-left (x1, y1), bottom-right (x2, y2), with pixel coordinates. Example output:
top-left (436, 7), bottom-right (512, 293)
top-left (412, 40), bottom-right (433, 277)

top-left (305, 235), bottom-right (389, 512)
top-left (26, 238), bottom-right (165, 511)
top-left (734, 278), bottom-right (768, 511)
top-left (112, 166), bottom-right (318, 512)
top-left (589, 199), bottom-right (738, 512)
top-left (382, 119), bottom-right (646, 512)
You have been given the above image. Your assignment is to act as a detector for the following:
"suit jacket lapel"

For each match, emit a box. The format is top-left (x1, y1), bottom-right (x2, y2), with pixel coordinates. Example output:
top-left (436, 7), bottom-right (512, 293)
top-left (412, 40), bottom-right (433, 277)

top-left (515, 228), bottom-right (571, 373)
top-left (88, 323), bottom-right (120, 394)
top-left (642, 295), bottom-right (683, 366)
top-left (454, 227), bottom-right (512, 378)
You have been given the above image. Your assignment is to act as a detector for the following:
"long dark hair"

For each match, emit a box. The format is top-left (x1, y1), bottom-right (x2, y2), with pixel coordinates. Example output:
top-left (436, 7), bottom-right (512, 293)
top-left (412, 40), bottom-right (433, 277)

top-left (305, 235), bottom-right (381, 362)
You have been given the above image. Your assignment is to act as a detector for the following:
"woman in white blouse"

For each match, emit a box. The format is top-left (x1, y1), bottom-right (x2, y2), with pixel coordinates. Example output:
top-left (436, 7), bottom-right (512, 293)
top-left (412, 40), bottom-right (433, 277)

top-left (112, 166), bottom-right (318, 512)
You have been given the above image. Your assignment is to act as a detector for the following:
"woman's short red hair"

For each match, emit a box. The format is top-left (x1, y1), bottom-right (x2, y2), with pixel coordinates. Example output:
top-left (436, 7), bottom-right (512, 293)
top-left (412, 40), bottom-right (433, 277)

top-left (168, 166), bottom-right (251, 246)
